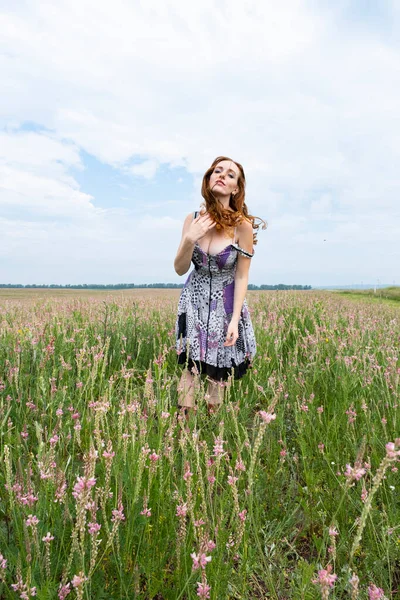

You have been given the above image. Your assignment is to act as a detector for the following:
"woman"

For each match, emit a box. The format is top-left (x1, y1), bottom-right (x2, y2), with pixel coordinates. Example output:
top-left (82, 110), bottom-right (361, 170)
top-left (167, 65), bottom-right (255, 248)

top-left (174, 156), bottom-right (265, 413)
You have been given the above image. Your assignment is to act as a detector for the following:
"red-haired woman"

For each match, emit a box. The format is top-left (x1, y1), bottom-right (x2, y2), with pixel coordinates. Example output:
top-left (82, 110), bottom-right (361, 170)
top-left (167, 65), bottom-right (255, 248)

top-left (174, 156), bottom-right (265, 414)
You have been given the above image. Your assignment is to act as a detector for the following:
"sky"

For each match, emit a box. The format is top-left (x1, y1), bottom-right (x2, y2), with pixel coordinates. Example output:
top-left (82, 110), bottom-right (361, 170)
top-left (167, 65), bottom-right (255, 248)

top-left (1, 0), bottom-right (399, 287)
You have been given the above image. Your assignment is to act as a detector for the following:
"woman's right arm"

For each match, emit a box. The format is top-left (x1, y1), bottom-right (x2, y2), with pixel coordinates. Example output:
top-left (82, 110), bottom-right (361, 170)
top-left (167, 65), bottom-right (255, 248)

top-left (174, 212), bottom-right (216, 276)
top-left (174, 213), bottom-right (196, 276)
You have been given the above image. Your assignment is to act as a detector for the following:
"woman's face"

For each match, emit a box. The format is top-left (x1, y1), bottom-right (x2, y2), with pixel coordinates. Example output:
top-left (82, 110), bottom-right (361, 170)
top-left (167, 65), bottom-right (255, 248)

top-left (209, 160), bottom-right (239, 198)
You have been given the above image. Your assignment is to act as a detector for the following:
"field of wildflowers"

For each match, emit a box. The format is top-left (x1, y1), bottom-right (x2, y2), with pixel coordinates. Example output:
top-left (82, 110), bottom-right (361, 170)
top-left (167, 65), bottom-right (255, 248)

top-left (0, 289), bottom-right (398, 599)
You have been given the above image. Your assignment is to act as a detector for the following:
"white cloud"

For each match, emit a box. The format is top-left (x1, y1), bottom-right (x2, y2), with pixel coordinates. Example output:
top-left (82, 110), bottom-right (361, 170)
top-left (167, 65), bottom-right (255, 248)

top-left (128, 159), bottom-right (159, 180)
top-left (0, 130), bottom-right (95, 218)
top-left (0, 0), bottom-right (399, 284)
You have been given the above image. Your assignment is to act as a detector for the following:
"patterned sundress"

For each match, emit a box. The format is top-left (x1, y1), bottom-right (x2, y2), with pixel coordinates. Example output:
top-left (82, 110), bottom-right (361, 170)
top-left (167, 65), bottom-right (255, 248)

top-left (175, 212), bottom-right (257, 381)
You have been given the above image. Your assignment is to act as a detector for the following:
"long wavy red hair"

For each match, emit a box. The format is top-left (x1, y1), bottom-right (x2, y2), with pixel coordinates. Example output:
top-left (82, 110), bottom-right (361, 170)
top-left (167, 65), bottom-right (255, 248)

top-left (200, 156), bottom-right (267, 244)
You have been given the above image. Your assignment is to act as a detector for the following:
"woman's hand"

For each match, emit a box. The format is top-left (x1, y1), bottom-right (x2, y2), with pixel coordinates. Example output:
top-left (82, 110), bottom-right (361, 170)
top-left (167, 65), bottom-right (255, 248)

top-left (186, 212), bottom-right (215, 244)
top-left (224, 320), bottom-right (239, 347)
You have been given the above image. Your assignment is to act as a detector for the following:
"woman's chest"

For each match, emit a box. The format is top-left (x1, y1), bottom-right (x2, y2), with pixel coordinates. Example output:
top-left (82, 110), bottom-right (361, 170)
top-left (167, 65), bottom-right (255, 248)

top-left (197, 231), bottom-right (235, 255)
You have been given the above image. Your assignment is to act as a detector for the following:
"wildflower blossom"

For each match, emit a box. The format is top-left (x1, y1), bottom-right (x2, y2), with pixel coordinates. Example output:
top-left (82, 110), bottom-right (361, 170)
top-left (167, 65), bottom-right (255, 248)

top-left (213, 437), bottom-right (225, 456)
top-left (72, 476), bottom-right (96, 499)
top-left (71, 573), bottom-right (87, 588)
top-left (111, 504), bottom-right (125, 522)
top-left (206, 540), bottom-right (216, 551)
top-left (194, 519), bottom-right (205, 527)
top-left (368, 584), bottom-right (385, 599)
top-left (183, 465), bottom-right (193, 480)
top-left (235, 458), bottom-right (246, 471)
top-left (196, 581), bottom-right (211, 598)
top-left (191, 552), bottom-right (211, 570)
top-left (42, 532), bottom-right (54, 543)
top-left (176, 503), bottom-right (188, 517)
top-left (386, 442), bottom-right (400, 459)
top-left (26, 515), bottom-right (39, 527)
top-left (259, 411), bottom-right (276, 424)
top-left (88, 522), bottom-right (101, 535)
top-left (312, 565), bottom-right (337, 599)
top-left (345, 464), bottom-right (366, 482)
top-left (103, 450), bottom-right (115, 459)
top-left (57, 583), bottom-right (71, 600)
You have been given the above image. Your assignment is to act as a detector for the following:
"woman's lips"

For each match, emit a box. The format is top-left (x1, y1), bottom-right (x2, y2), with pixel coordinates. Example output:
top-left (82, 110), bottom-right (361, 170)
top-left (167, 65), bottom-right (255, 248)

top-left (216, 181), bottom-right (225, 186)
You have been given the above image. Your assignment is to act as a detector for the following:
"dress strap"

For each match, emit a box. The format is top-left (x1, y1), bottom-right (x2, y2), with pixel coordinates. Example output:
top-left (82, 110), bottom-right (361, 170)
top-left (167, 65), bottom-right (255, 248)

top-left (194, 211), bottom-right (198, 219)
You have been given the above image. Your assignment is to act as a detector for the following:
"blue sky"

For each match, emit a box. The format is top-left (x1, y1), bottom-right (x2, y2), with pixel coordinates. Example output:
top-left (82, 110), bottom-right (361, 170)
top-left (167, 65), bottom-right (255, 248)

top-left (0, 0), bottom-right (399, 286)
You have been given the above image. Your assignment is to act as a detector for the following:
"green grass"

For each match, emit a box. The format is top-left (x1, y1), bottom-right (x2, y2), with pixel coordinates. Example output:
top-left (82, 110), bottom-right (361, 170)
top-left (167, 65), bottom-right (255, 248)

top-left (0, 290), bottom-right (398, 599)
top-left (337, 286), bottom-right (400, 307)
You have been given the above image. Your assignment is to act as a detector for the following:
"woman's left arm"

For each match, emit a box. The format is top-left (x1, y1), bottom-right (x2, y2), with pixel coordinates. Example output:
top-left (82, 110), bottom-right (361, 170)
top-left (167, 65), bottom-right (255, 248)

top-left (224, 220), bottom-right (254, 347)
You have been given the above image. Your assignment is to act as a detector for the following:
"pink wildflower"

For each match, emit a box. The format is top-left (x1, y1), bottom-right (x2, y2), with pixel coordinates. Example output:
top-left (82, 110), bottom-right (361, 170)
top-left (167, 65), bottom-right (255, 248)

top-left (176, 503), bottom-right (188, 517)
top-left (386, 442), bottom-right (400, 459)
top-left (103, 447), bottom-right (115, 459)
top-left (88, 522), bottom-right (101, 535)
top-left (259, 411), bottom-right (276, 424)
top-left (206, 540), bottom-right (216, 551)
top-left (368, 584), bottom-right (385, 599)
top-left (194, 519), bottom-right (205, 527)
top-left (227, 475), bottom-right (238, 486)
top-left (190, 552), bottom-right (211, 570)
top-left (111, 504), bottom-right (125, 522)
top-left (345, 464), bottom-right (366, 482)
top-left (26, 515), bottom-right (39, 527)
top-left (42, 532), bottom-right (54, 543)
top-left (149, 452), bottom-right (159, 462)
top-left (235, 458), bottom-right (246, 471)
top-left (72, 476), bottom-right (96, 499)
top-left (213, 437), bottom-right (225, 456)
top-left (140, 507), bottom-right (151, 518)
top-left (312, 564), bottom-right (337, 594)
top-left (183, 465), bottom-right (193, 480)
top-left (71, 573), bottom-right (87, 588)
top-left (196, 581), bottom-right (211, 599)
top-left (238, 509), bottom-right (247, 522)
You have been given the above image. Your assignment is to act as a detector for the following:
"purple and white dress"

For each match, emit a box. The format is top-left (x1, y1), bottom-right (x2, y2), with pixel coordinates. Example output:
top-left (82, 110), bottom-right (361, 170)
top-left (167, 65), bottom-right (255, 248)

top-left (175, 213), bottom-right (257, 381)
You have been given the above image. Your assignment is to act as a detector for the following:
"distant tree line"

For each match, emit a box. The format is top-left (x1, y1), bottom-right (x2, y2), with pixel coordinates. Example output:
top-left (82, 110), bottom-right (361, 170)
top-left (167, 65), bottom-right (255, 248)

top-left (0, 283), bottom-right (312, 290)
top-left (248, 284), bottom-right (312, 290)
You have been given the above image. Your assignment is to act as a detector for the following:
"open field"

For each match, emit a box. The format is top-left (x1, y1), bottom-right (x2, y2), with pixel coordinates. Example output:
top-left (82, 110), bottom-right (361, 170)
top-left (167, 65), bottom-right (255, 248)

top-left (337, 287), bottom-right (400, 309)
top-left (0, 290), bottom-right (399, 599)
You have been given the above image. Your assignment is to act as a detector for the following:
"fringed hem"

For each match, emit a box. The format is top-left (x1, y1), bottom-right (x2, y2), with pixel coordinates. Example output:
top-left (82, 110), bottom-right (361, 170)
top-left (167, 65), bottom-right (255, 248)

top-left (177, 352), bottom-right (252, 381)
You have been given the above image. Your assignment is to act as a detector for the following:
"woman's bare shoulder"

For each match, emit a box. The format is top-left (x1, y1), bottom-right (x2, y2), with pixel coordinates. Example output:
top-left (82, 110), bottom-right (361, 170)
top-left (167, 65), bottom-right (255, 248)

top-left (237, 217), bottom-right (253, 233)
